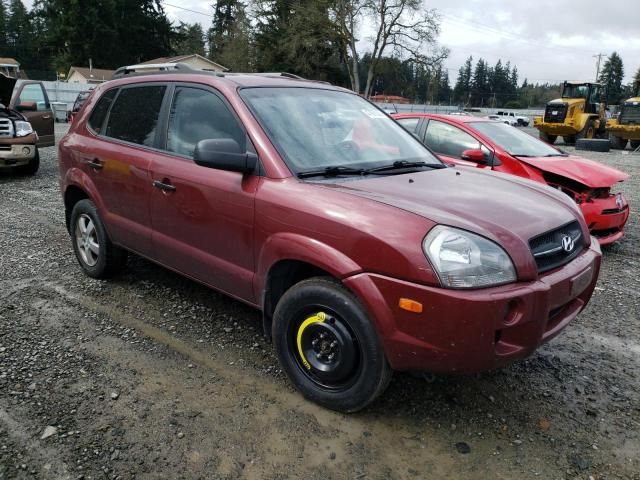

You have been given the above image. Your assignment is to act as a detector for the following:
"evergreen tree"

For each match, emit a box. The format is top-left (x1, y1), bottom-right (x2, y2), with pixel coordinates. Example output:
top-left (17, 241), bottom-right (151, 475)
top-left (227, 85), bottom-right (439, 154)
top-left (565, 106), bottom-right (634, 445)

top-left (453, 56), bottom-right (472, 104)
top-left (632, 66), bottom-right (640, 96)
top-left (471, 58), bottom-right (489, 106)
top-left (598, 51), bottom-right (624, 104)
top-left (208, 0), bottom-right (241, 57)
top-left (173, 22), bottom-right (205, 56)
top-left (0, 1), bottom-right (7, 49)
top-left (253, 0), bottom-right (343, 82)
top-left (214, 3), bottom-right (253, 71)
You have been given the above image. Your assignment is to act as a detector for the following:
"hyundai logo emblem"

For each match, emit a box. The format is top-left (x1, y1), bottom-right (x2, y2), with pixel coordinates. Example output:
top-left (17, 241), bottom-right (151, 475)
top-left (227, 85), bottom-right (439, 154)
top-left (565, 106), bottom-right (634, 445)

top-left (561, 235), bottom-right (575, 253)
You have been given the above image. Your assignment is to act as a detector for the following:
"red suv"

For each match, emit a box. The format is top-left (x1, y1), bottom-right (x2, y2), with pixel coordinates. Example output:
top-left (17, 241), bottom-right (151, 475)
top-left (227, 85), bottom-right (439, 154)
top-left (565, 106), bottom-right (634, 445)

top-left (58, 66), bottom-right (601, 412)
top-left (393, 113), bottom-right (630, 245)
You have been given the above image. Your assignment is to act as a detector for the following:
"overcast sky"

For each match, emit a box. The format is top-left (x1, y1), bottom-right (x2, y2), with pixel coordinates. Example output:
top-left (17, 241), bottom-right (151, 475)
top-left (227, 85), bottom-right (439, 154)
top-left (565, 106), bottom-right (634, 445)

top-left (22, 0), bottom-right (640, 85)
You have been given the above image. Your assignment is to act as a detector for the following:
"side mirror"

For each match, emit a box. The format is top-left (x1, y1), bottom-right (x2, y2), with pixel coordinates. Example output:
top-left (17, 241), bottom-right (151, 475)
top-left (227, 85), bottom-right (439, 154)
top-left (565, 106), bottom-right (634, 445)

top-left (194, 138), bottom-right (257, 173)
top-left (461, 148), bottom-right (486, 163)
top-left (15, 101), bottom-right (37, 112)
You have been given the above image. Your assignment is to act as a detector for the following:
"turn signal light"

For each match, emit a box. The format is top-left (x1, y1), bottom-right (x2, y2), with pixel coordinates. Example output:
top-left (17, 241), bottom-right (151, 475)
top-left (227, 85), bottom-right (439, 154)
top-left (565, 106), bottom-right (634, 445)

top-left (399, 298), bottom-right (423, 313)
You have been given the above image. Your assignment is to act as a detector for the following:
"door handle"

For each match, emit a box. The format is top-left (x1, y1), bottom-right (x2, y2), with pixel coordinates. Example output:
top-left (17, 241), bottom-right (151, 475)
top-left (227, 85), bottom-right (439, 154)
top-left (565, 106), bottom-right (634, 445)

top-left (152, 180), bottom-right (176, 192)
top-left (42, 115), bottom-right (52, 120)
top-left (87, 159), bottom-right (103, 170)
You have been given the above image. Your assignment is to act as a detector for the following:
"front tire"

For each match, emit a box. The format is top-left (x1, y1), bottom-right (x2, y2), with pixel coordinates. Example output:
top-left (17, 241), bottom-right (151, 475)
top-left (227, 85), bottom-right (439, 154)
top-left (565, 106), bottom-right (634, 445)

top-left (577, 119), bottom-right (595, 140)
top-left (16, 149), bottom-right (39, 175)
top-left (539, 131), bottom-right (557, 144)
top-left (273, 277), bottom-right (392, 412)
top-left (70, 199), bottom-right (127, 278)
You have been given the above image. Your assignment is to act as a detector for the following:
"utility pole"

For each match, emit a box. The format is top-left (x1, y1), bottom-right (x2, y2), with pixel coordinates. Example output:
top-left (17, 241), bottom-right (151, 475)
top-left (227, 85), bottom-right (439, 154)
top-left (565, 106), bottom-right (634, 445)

top-left (593, 53), bottom-right (607, 81)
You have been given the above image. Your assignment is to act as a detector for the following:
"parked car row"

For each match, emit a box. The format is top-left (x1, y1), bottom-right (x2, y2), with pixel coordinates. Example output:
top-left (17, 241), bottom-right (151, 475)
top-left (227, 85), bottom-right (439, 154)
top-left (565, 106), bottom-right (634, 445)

top-left (53, 64), bottom-right (618, 412)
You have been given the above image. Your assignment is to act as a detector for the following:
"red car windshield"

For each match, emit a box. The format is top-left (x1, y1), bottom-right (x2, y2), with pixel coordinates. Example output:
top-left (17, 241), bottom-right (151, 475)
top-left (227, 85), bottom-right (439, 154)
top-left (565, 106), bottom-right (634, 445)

top-left (240, 87), bottom-right (441, 172)
top-left (471, 121), bottom-right (564, 157)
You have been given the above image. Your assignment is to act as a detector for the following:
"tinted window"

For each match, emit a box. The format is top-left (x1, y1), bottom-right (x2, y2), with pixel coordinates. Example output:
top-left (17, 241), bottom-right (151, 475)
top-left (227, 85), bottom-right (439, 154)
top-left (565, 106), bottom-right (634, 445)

top-left (424, 120), bottom-right (480, 158)
top-left (105, 86), bottom-right (166, 147)
top-left (18, 84), bottom-right (48, 111)
top-left (396, 117), bottom-right (420, 133)
top-left (166, 87), bottom-right (246, 158)
top-left (88, 89), bottom-right (117, 134)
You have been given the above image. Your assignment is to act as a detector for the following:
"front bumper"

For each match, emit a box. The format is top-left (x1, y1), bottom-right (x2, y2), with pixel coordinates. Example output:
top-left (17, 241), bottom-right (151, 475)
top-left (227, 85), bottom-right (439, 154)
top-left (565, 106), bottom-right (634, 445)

top-left (533, 118), bottom-right (578, 136)
top-left (580, 194), bottom-right (630, 245)
top-left (0, 144), bottom-right (36, 168)
top-left (344, 241), bottom-right (601, 374)
top-left (607, 123), bottom-right (640, 141)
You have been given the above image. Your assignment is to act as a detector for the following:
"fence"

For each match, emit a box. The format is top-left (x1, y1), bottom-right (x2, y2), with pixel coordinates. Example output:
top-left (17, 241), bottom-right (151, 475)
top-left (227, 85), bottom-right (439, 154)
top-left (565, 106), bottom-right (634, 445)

top-left (41, 81), bottom-right (91, 112)
top-left (376, 103), bottom-right (545, 117)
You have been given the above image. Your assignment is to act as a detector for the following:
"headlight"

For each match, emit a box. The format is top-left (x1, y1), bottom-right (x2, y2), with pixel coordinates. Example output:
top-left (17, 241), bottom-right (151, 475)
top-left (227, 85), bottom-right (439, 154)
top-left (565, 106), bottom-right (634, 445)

top-left (14, 121), bottom-right (33, 137)
top-left (423, 226), bottom-right (516, 289)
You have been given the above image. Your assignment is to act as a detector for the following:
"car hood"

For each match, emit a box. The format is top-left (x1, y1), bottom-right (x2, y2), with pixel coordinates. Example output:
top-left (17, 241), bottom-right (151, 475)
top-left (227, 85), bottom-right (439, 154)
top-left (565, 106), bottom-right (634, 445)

top-left (515, 155), bottom-right (629, 187)
top-left (323, 167), bottom-right (583, 251)
top-left (0, 73), bottom-right (17, 107)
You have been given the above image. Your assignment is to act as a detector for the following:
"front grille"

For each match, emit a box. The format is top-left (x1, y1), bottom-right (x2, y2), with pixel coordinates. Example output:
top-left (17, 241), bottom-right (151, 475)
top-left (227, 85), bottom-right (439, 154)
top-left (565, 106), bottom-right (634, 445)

top-left (544, 103), bottom-right (567, 123)
top-left (619, 103), bottom-right (640, 125)
top-left (529, 220), bottom-right (584, 273)
top-left (0, 118), bottom-right (13, 137)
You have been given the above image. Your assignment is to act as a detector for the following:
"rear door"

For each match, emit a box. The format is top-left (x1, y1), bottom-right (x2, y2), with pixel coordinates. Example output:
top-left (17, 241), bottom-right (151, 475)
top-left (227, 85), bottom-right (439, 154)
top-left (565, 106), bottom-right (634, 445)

top-left (75, 84), bottom-right (167, 256)
top-left (12, 82), bottom-right (55, 147)
top-left (149, 84), bottom-right (259, 302)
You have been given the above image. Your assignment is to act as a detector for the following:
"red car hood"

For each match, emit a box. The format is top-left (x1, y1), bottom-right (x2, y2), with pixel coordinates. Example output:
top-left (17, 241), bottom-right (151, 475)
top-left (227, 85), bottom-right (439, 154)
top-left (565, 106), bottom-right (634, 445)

top-left (325, 167), bottom-right (586, 256)
top-left (515, 155), bottom-right (629, 188)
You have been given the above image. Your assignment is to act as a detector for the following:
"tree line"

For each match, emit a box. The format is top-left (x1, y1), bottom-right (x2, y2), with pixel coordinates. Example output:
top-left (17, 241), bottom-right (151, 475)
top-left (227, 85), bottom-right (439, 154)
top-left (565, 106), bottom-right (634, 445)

top-left (1, 1), bottom-right (638, 106)
top-left (0, 0), bottom-right (448, 97)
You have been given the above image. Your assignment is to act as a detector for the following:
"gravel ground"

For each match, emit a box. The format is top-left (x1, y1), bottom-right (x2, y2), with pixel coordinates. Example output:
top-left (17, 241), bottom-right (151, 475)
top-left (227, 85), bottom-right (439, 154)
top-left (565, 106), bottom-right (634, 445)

top-left (0, 123), bottom-right (638, 480)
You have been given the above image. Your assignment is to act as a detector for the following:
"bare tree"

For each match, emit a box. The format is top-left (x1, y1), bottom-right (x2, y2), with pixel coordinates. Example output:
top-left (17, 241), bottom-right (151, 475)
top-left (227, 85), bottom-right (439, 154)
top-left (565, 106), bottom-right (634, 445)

top-left (333, 0), bottom-right (448, 96)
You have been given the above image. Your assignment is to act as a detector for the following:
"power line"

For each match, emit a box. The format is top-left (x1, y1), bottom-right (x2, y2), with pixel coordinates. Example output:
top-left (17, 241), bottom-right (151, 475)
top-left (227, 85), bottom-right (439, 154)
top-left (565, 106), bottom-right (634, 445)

top-left (162, 2), bottom-right (213, 18)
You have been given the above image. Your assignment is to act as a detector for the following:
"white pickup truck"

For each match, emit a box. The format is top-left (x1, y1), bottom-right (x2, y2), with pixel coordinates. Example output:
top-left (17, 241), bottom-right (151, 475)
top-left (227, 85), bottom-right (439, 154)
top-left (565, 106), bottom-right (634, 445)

top-left (495, 111), bottom-right (530, 126)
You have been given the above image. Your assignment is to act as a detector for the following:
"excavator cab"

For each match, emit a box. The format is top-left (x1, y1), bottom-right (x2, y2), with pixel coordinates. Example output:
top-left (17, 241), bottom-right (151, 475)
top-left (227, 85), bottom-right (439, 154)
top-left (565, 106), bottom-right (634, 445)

top-left (533, 81), bottom-right (606, 144)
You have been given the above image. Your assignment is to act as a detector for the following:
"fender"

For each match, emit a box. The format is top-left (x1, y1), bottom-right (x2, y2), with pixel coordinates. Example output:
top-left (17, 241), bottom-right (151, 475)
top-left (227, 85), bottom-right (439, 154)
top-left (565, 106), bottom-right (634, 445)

top-left (64, 167), bottom-right (106, 212)
top-left (254, 232), bottom-right (363, 302)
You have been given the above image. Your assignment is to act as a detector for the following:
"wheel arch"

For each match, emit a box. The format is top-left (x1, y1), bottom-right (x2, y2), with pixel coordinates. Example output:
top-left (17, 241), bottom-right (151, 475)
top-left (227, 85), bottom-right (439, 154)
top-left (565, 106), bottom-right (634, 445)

top-left (62, 169), bottom-right (105, 232)
top-left (257, 234), bottom-right (364, 340)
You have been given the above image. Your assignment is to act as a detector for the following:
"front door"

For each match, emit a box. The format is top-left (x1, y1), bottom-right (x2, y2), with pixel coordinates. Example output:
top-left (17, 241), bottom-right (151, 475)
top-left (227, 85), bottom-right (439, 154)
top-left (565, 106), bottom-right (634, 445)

top-left (149, 85), bottom-right (258, 302)
top-left (422, 119), bottom-right (492, 168)
top-left (13, 82), bottom-right (55, 147)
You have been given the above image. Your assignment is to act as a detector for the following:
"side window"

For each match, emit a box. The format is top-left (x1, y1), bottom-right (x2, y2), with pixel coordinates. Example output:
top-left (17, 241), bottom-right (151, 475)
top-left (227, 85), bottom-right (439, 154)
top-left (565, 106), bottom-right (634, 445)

top-left (166, 87), bottom-right (246, 158)
top-left (88, 89), bottom-right (117, 134)
top-left (396, 117), bottom-right (420, 134)
top-left (105, 85), bottom-right (166, 147)
top-left (424, 120), bottom-right (481, 158)
top-left (18, 84), bottom-right (49, 111)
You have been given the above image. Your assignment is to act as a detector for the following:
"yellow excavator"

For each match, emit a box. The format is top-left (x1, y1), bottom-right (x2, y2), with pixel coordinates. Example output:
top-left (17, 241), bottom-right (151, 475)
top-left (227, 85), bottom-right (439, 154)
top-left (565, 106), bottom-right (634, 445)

top-left (607, 89), bottom-right (640, 150)
top-left (533, 81), bottom-right (606, 144)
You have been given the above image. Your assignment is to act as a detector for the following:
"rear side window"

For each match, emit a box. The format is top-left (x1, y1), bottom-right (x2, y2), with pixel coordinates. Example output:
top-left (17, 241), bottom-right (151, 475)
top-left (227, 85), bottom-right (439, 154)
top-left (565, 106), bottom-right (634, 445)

top-left (396, 117), bottom-right (420, 133)
top-left (18, 84), bottom-right (49, 111)
top-left (105, 86), bottom-right (166, 147)
top-left (166, 86), bottom-right (246, 158)
top-left (88, 89), bottom-right (117, 134)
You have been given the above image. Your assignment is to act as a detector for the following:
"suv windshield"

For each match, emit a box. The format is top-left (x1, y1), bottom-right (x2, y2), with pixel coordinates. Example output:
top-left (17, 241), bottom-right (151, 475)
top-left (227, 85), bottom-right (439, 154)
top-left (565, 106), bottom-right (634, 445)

top-left (471, 121), bottom-right (563, 157)
top-left (240, 87), bottom-right (441, 173)
top-left (562, 84), bottom-right (589, 98)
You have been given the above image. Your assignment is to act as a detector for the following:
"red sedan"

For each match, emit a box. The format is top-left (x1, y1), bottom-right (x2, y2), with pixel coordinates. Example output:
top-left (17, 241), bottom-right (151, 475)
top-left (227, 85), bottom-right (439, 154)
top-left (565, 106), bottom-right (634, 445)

top-left (393, 113), bottom-right (630, 245)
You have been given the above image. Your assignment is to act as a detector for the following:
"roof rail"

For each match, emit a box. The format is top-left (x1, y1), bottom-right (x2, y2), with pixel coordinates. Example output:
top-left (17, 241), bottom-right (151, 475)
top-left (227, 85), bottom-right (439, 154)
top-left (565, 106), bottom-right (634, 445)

top-left (112, 62), bottom-right (196, 79)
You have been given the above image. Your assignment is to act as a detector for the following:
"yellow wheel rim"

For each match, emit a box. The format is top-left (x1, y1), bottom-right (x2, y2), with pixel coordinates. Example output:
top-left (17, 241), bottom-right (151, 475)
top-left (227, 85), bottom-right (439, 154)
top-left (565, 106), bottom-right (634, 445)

top-left (296, 312), bottom-right (326, 370)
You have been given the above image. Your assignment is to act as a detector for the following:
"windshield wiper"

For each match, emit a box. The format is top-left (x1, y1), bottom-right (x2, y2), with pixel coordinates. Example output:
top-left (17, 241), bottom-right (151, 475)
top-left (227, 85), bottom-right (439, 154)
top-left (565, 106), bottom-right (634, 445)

top-left (366, 160), bottom-right (447, 173)
top-left (298, 165), bottom-right (366, 178)
top-left (297, 160), bottom-right (446, 179)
